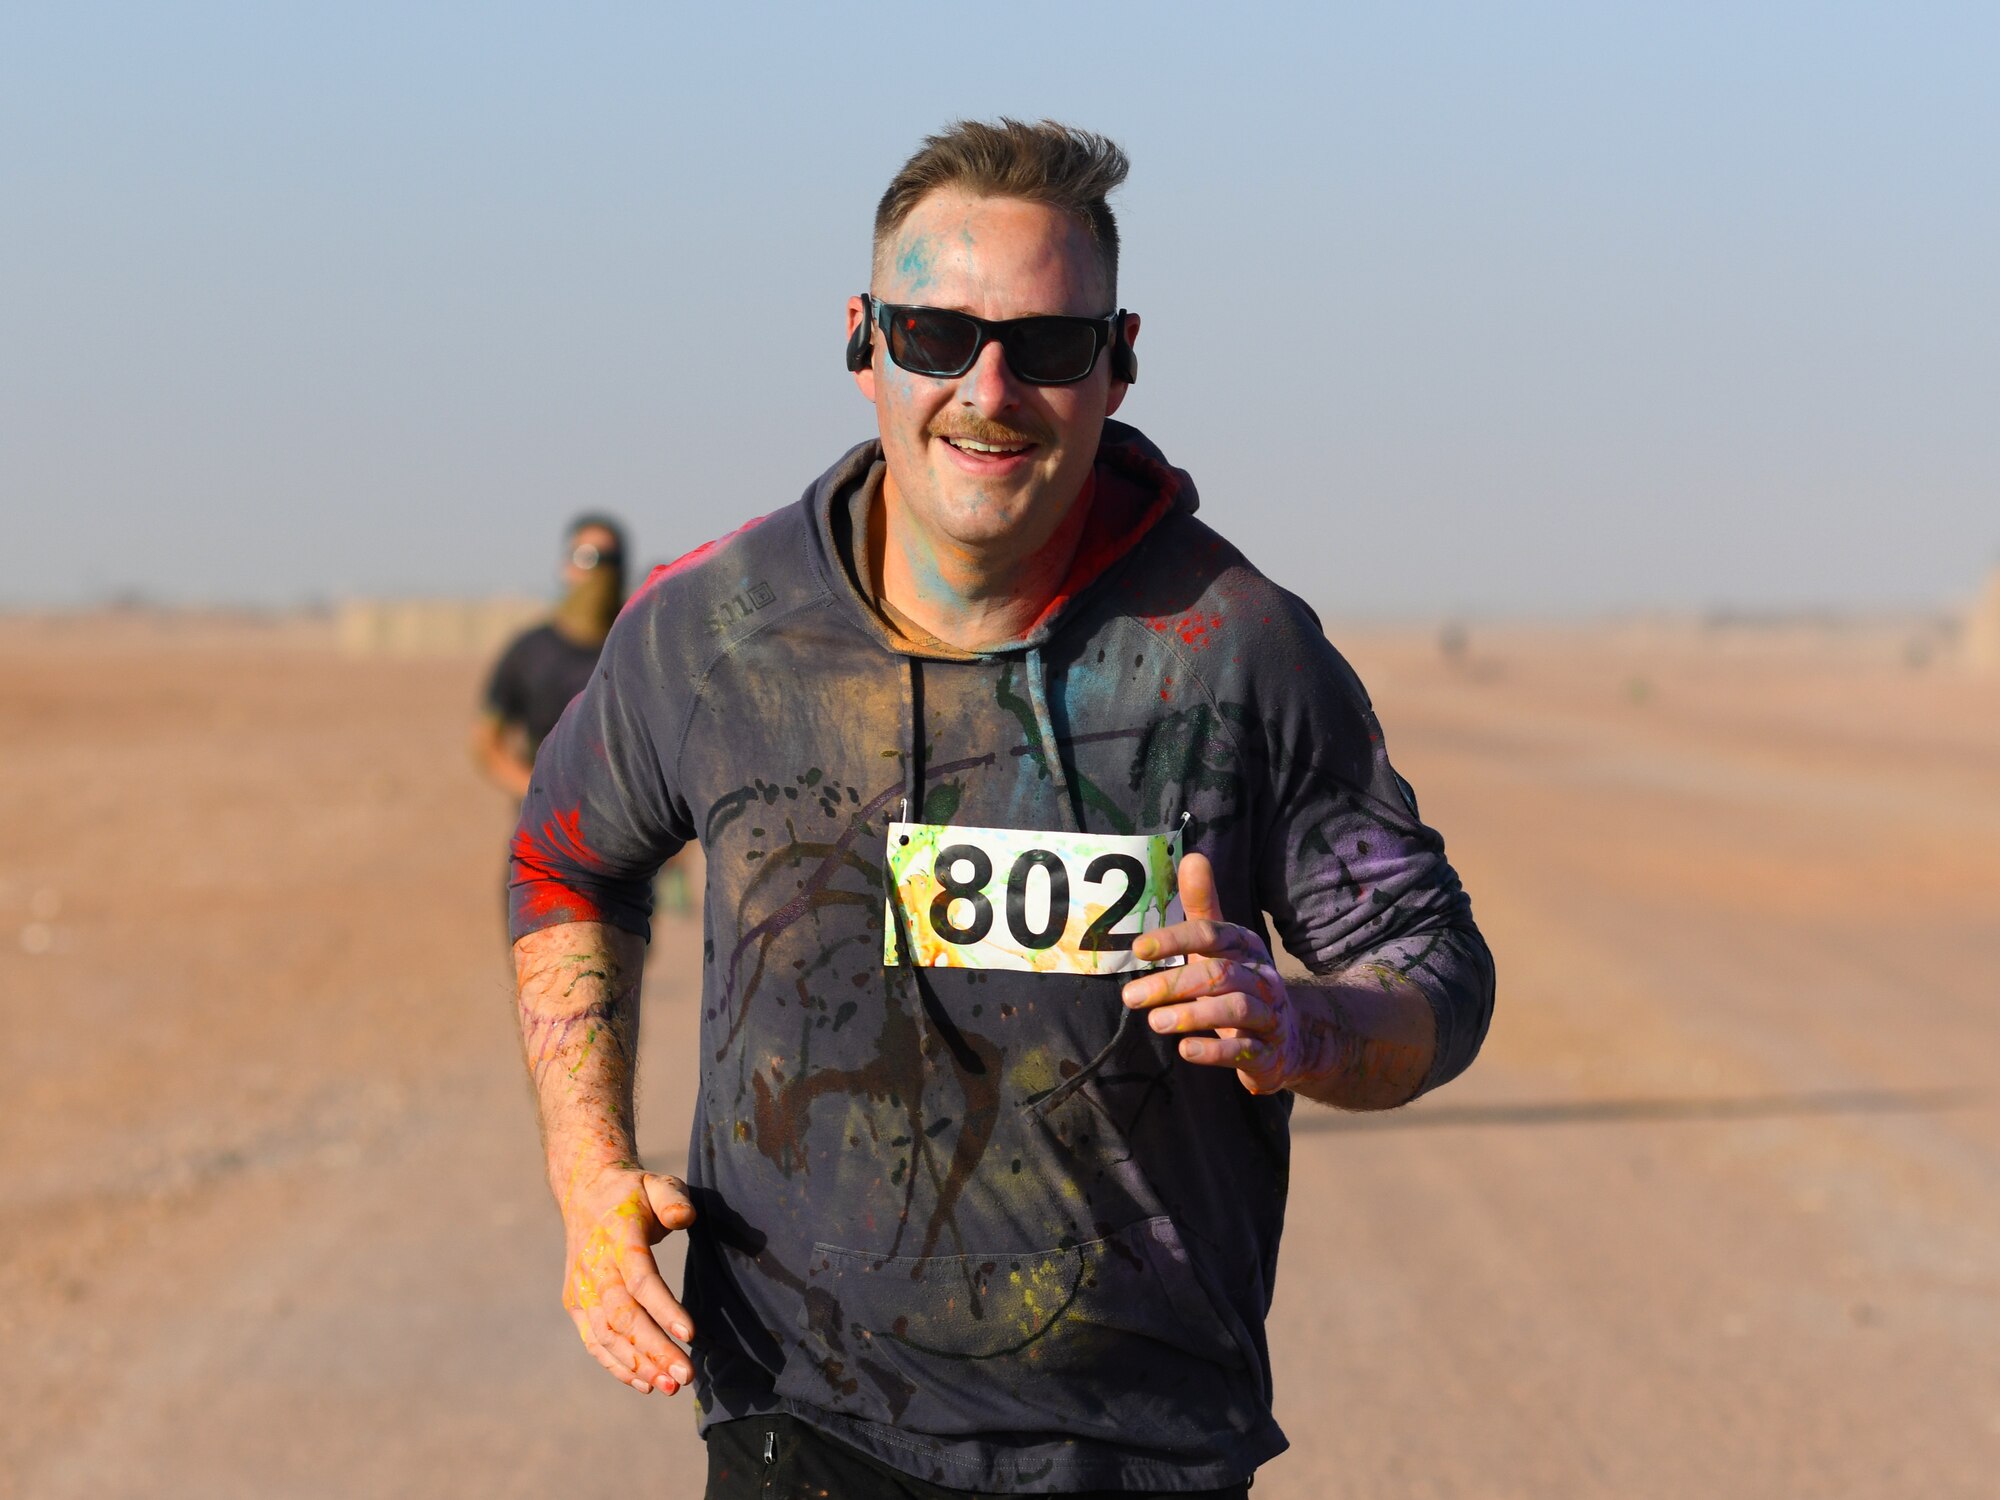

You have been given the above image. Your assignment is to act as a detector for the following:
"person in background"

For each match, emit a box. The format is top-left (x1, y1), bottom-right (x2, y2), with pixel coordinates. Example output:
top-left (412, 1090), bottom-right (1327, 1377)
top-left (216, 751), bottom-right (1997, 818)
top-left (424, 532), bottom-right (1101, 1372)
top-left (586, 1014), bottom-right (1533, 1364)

top-left (471, 514), bottom-right (627, 800)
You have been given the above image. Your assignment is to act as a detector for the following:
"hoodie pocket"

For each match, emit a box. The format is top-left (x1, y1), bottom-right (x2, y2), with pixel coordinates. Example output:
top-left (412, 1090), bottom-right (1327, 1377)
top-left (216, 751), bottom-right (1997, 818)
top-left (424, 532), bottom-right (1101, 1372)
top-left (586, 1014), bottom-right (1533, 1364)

top-left (773, 1215), bottom-right (1256, 1448)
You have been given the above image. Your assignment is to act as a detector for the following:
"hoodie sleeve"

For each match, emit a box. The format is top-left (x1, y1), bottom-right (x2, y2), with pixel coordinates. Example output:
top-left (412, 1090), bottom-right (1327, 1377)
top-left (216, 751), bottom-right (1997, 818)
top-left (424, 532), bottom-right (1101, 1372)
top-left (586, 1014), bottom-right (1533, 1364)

top-left (507, 597), bottom-right (693, 944)
top-left (1248, 597), bottom-right (1494, 1097)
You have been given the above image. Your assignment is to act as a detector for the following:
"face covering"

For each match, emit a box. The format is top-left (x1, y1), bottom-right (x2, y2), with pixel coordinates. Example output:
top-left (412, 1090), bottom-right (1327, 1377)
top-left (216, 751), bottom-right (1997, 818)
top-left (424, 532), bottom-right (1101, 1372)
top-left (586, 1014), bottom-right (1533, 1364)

top-left (551, 559), bottom-right (625, 647)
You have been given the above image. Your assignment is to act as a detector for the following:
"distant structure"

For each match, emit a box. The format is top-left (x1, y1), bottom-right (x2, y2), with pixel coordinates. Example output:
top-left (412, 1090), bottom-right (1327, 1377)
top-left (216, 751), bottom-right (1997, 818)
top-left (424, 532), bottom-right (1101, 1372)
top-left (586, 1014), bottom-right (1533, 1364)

top-left (1969, 567), bottom-right (2000, 675)
top-left (336, 597), bottom-right (542, 658)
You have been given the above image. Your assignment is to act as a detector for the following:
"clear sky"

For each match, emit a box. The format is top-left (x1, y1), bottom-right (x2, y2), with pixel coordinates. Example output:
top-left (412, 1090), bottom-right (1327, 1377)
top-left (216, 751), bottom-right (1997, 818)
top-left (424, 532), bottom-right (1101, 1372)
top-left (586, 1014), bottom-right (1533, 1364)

top-left (4, 2), bottom-right (1995, 615)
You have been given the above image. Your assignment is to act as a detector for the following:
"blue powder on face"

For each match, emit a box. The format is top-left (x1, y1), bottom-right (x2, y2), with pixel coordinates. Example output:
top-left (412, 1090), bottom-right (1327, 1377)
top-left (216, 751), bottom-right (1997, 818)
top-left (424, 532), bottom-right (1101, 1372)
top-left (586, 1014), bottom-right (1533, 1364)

top-left (895, 235), bottom-right (938, 294)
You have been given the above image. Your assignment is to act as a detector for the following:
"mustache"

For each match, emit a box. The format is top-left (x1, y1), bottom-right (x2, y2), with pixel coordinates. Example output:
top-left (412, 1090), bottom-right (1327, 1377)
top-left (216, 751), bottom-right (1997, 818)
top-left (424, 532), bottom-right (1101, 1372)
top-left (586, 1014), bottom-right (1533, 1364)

top-left (927, 412), bottom-right (1050, 447)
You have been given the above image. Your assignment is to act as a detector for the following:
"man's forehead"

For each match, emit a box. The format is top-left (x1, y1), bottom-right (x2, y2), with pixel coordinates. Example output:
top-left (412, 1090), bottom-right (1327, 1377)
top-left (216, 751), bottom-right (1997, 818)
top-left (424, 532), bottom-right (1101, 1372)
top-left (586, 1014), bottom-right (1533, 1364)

top-left (878, 190), bottom-right (1106, 308)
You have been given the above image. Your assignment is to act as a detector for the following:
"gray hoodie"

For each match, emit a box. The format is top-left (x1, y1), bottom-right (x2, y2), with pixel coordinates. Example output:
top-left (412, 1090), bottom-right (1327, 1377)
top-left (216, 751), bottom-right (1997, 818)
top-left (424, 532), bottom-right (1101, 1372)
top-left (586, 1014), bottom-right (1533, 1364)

top-left (510, 421), bottom-right (1494, 1493)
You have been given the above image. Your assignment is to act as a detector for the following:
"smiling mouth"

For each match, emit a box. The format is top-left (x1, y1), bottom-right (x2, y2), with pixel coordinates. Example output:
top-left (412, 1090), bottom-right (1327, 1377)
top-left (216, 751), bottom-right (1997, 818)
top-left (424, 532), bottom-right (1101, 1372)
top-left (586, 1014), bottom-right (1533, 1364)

top-left (940, 435), bottom-right (1035, 456)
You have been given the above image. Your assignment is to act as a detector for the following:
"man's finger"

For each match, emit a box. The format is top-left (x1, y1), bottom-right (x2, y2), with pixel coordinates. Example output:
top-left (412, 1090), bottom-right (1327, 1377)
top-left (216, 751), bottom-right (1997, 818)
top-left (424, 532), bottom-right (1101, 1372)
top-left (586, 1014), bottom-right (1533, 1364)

top-left (1144, 989), bottom-right (1273, 1039)
top-left (1178, 1031), bottom-right (1282, 1079)
top-left (1131, 917), bottom-right (1259, 966)
top-left (620, 1246), bottom-right (697, 1368)
top-left (571, 1307), bottom-right (656, 1393)
top-left (1178, 850), bottom-right (1222, 923)
top-left (641, 1171), bottom-right (698, 1234)
top-left (587, 1280), bottom-right (679, 1383)
top-left (1121, 954), bottom-right (1237, 1009)
top-left (584, 1298), bottom-right (639, 1371)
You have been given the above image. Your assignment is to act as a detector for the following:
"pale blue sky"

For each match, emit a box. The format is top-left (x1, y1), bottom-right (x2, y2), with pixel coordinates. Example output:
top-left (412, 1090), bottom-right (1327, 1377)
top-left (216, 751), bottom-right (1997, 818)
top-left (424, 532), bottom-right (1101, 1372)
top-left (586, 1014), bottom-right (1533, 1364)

top-left (4, 2), bottom-right (1995, 614)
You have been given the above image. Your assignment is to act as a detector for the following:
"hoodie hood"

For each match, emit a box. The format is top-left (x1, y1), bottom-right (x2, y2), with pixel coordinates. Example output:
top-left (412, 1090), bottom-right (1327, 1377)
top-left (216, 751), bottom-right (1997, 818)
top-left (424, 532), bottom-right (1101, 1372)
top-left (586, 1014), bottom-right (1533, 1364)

top-left (811, 418), bottom-right (1201, 660)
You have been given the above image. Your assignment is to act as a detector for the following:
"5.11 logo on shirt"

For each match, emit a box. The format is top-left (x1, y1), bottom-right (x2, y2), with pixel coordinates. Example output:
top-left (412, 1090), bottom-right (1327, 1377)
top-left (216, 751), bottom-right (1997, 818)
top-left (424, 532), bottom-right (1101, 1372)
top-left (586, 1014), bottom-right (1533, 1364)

top-left (884, 822), bottom-right (1185, 976)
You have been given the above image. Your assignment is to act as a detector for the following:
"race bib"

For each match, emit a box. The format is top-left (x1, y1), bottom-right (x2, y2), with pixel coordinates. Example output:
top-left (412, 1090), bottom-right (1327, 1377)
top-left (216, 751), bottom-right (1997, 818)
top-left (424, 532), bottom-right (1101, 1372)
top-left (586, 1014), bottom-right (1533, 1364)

top-left (884, 822), bottom-right (1184, 975)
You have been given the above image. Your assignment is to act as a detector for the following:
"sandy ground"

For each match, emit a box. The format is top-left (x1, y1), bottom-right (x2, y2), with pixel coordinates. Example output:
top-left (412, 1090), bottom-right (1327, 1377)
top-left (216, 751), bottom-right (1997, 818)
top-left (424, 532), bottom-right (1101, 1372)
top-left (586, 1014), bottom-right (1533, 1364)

top-left (2, 611), bottom-right (1996, 1499)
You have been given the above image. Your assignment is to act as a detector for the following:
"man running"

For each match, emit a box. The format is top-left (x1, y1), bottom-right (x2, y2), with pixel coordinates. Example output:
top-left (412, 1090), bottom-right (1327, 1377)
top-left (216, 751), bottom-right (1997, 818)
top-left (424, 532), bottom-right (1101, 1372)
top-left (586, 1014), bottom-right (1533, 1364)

top-left (510, 119), bottom-right (1495, 1499)
top-left (472, 514), bottom-right (628, 800)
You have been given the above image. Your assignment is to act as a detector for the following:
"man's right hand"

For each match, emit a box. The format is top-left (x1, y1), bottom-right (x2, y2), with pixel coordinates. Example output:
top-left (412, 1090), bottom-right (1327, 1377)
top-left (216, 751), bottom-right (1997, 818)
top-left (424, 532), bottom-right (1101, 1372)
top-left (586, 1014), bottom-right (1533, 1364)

top-left (560, 1165), bottom-right (697, 1395)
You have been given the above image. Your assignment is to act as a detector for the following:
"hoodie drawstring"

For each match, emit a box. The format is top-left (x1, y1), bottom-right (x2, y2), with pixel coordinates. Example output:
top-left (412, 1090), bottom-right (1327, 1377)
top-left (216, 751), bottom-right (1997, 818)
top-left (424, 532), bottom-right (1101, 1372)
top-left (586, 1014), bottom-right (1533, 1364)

top-left (888, 655), bottom-right (928, 1050)
top-left (903, 653), bottom-right (923, 829)
top-left (1024, 645), bottom-right (1079, 834)
top-left (1021, 642), bottom-right (1142, 1114)
top-left (890, 643), bottom-right (1136, 1111)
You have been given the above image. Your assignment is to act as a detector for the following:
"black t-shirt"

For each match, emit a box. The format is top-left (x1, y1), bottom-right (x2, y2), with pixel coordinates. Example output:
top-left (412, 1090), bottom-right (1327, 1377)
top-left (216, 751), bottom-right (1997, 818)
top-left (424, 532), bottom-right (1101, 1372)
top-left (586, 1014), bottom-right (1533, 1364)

top-left (483, 623), bottom-right (602, 759)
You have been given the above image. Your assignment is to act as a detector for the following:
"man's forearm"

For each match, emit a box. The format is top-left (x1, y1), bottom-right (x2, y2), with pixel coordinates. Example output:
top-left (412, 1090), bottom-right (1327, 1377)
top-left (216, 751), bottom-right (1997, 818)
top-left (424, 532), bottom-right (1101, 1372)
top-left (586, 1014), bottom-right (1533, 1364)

top-left (1281, 966), bottom-right (1438, 1110)
top-left (513, 921), bottom-right (649, 1204)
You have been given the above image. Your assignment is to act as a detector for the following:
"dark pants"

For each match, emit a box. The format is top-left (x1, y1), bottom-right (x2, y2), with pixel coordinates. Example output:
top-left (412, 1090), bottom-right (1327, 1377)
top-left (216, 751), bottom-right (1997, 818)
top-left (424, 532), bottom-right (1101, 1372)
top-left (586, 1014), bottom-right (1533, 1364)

top-left (705, 1415), bottom-right (1252, 1500)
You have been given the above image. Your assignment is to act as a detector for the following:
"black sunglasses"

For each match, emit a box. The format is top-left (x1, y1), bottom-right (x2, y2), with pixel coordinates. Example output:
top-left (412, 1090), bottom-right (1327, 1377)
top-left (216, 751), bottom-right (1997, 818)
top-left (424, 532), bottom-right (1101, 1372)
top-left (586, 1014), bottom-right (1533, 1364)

top-left (867, 295), bottom-right (1123, 386)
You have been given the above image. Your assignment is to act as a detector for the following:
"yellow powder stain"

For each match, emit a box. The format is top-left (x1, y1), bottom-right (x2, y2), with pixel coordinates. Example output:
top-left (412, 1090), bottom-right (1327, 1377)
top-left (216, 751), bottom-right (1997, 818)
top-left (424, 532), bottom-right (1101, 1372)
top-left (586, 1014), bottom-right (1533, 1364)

top-left (567, 1226), bottom-right (620, 1312)
top-left (1011, 1047), bottom-right (1059, 1099)
top-left (565, 1192), bottom-right (648, 1313)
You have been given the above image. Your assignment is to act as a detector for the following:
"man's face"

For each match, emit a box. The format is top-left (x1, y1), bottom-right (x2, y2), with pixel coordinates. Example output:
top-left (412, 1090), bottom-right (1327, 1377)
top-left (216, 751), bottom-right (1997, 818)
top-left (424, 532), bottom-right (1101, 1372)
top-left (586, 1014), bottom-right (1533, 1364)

top-left (848, 190), bottom-right (1134, 567)
top-left (561, 524), bottom-right (621, 590)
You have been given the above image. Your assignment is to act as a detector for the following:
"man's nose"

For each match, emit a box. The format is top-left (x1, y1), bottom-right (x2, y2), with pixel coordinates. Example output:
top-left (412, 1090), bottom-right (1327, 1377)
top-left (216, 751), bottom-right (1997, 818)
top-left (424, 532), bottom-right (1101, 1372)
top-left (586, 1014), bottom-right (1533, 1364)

top-left (954, 336), bottom-right (1022, 414)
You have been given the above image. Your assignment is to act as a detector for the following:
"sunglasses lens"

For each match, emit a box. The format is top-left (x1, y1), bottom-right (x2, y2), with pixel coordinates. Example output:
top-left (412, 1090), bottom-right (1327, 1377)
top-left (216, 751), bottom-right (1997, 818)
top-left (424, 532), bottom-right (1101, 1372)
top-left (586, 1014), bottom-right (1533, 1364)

top-left (887, 308), bottom-right (980, 377)
top-left (1005, 318), bottom-right (1101, 383)
top-left (878, 304), bottom-right (1106, 384)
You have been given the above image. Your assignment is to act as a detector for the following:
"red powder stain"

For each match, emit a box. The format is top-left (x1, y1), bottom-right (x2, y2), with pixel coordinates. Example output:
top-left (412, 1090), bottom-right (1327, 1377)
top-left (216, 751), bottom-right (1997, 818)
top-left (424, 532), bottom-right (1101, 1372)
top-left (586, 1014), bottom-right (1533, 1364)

top-left (1159, 675), bottom-right (1174, 701)
top-left (509, 803), bottom-right (609, 925)
top-left (1178, 612), bottom-right (1223, 649)
top-left (624, 509), bottom-right (780, 613)
top-left (1145, 609), bottom-right (1225, 650)
top-left (1027, 466), bottom-right (1179, 635)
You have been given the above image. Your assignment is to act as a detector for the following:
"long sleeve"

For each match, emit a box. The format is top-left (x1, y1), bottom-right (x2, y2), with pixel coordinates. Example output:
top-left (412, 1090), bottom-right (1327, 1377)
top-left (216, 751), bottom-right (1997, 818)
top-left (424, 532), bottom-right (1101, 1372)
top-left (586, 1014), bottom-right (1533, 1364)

top-left (1249, 599), bottom-right (1495, 1096)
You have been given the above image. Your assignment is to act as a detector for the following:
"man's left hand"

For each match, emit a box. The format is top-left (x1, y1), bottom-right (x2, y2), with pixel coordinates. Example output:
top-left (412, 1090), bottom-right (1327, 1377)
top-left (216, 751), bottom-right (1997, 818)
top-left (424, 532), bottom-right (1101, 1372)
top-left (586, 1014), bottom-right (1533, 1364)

top-left (1121, 851), bottom-right (1301, 1095)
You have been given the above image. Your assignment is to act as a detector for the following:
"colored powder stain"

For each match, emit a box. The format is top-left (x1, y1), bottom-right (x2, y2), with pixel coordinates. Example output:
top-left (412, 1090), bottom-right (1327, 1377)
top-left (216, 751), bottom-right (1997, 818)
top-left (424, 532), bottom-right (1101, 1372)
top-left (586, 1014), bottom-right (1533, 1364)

top-left (1159, 676), bottom-right (1172, 701)
top-left (510, 802), bottom-right (610, 925)
top-left (1024, 470), bottom-right (1178, 636)
top-left (564, 1024), bottom-right (599, 1077)
top-left (1146, 610), bottom-right (1224, 650)
top-left (1147, 829), bottom-right (1181, 924)
top-left (1178, 612), bottom-right (1224, 649)
top-left (894, 234), bottom-right (938, 292)
top-left (1011, 1046), bottom-right (1060, 1099)
top-left (568, 1225), bottom-right (621, 1310)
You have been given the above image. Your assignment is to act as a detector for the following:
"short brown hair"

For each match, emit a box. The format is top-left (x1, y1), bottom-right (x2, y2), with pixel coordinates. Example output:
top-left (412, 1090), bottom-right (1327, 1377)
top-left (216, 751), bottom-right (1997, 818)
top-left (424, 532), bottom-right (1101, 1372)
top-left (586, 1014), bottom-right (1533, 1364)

top-left (873, 118), bottom-right (1129, 300)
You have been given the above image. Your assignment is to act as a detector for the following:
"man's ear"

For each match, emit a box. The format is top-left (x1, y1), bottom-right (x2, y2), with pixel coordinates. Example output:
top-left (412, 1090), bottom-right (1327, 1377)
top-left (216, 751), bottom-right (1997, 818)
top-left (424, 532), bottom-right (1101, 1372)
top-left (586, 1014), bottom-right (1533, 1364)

top-left (1105, 311), bottom-right (1140, 417)
top-left (846, 295), bottom-right (878, 404)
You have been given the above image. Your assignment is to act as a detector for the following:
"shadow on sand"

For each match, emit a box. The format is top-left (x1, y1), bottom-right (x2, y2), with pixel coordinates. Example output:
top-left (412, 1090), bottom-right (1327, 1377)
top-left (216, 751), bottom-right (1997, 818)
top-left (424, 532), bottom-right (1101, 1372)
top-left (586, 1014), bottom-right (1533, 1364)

top-left (1291, 1085), bottom-right (1982, 1134)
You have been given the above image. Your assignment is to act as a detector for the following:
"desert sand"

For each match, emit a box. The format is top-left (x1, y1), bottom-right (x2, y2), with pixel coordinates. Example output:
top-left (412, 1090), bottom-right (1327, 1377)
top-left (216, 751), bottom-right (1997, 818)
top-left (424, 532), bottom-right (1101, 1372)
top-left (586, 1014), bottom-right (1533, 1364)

top-left (2, 610), bottom-right (1996, 1499)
